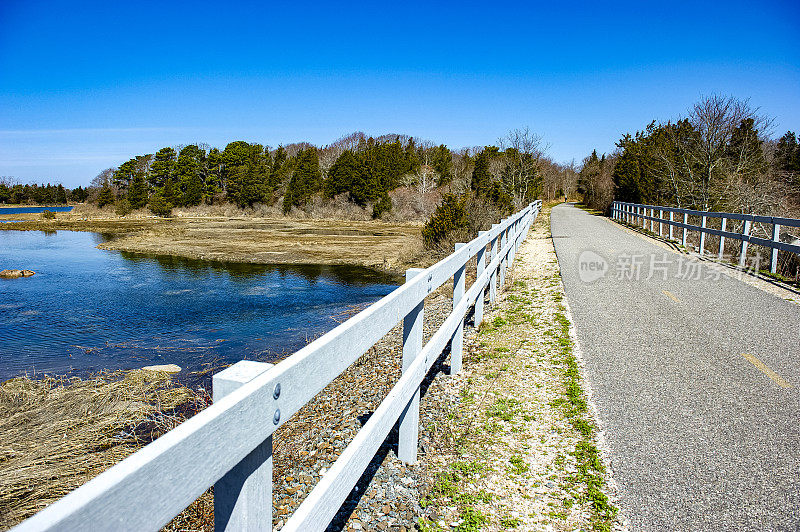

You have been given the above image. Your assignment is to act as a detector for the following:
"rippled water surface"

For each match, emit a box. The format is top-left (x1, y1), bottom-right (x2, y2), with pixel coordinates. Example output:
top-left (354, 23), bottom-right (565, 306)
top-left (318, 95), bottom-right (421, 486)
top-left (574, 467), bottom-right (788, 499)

top-left (0, 230), bottom-right (398, 381)
top-left (0, 206), bottom-right (74, 214)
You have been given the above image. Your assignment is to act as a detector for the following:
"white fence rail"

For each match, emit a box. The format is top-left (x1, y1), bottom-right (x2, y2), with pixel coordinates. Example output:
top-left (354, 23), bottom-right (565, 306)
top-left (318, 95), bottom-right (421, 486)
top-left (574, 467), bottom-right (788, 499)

top-left (612, 201), bottom-right (800, 272)
top-left (14, 200), bottom-right (543, 532)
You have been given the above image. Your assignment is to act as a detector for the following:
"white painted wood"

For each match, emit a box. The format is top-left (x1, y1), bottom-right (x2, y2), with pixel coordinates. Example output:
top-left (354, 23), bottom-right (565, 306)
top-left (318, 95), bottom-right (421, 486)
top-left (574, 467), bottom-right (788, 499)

top-left (13, 204), bottom-right (541, 532)
top-left (669, 211), bottom-right (674, 240)
top-left (490, 225), bottom-right (499, 303)
top-left (213, 361), bottom-right (275, 532)
top-left (659, 209), bottom-right (663, 236)
top-left (740, 219), bottom-right (752, 268)
top-left (475, 232), bottom-right (487, 326)
top-left (699, 215), bottom-right (707, 255)
top-left (450, 244), bottom-right (466, 375)
top-left (398, 268), bottom-right (425, 464)
top-left (499, 226), bottom-right (507, 288)
top-left (283, 229), bottom-right (521, 531)
top-left (771, 223), bottom-right (781, 274)
top-left (719, 218), bottom-right (727, 260)
top-left (682, 212), bottom-right (688, 247)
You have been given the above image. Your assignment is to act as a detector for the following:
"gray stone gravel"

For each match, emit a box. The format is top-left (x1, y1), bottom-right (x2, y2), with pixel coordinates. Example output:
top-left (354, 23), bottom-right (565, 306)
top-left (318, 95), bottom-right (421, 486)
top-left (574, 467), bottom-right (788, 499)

top-left (270, 292), bottom-right (455, 531)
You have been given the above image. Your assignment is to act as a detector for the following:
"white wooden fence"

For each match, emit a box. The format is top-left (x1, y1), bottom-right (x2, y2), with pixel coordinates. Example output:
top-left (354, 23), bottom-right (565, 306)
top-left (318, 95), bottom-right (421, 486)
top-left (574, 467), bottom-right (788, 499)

top-left (612, 201), bottom-right (800, 272)
top-left (13, 200), bottom-right (543, 532)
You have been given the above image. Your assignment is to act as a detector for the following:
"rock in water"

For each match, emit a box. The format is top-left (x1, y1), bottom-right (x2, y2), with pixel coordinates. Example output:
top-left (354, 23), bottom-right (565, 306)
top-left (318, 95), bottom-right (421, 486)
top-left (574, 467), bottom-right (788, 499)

top-left (141, 364), bottom-right (182, 373)
top-left (0, 269), bottom-right (35, 278)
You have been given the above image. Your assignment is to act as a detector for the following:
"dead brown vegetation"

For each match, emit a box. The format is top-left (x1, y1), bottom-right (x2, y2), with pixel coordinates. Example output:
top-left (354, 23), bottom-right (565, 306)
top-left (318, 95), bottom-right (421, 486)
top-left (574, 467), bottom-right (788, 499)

top-left (0, 371), bottom-right (205, 529)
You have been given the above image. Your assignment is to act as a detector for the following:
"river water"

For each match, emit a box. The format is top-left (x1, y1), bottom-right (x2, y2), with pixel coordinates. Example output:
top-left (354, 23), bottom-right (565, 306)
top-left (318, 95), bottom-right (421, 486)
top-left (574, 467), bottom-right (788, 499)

top-left (0, 206), bottom-right (74, 214)
top-left (0, 230), bottom-right (398, 382)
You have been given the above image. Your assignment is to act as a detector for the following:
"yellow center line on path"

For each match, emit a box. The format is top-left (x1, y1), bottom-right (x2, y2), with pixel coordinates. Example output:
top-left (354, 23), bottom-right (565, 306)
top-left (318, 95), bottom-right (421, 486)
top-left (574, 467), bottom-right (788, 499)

top-left (741, 353), bottom-right (793, 389)
top-left (662, 290), bottom-right (680, 303)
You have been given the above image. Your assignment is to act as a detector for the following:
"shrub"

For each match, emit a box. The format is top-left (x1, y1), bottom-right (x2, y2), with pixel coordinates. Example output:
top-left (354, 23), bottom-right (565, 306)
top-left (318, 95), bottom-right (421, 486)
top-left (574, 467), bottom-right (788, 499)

top-left (371, 193), bottom-right (392, 219)
top-left (422, 194), bottom-right (469, 249)
top-left (148, 193), bottom-right (173, 217)
top-left (115, 199), bottom-right (133, 217)
top-left (40, 210), bottom-right (56, 220)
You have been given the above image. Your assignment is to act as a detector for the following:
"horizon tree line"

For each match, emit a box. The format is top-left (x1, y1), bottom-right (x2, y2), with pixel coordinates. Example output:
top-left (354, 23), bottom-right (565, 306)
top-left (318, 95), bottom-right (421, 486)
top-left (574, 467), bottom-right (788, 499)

top-left (577, 95), bottom-right (800, 218)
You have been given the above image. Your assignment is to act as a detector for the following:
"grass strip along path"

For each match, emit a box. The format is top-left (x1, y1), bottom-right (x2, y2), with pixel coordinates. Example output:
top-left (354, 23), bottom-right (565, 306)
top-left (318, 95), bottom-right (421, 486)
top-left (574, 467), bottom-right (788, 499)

top-left (415, 206), bottom-right (623, 532)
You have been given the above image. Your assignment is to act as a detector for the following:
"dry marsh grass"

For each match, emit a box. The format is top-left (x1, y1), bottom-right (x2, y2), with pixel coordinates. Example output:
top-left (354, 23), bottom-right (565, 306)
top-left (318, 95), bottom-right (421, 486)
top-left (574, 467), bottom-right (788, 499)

top-left (0, 371), bottom-right (205, 529)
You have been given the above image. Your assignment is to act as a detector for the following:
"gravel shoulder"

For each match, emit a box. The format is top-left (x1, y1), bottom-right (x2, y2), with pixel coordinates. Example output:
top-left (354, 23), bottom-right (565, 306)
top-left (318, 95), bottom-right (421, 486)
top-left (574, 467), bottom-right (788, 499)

top-left (398, 207), bottom-right (623, 531)
top-left (262, 205), bottom-right (625, 532)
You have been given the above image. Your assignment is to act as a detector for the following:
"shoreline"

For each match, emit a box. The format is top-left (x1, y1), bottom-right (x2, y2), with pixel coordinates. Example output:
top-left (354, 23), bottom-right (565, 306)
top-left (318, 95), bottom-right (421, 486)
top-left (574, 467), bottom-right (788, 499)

top-left (0, 210), bottom-right (426, 276)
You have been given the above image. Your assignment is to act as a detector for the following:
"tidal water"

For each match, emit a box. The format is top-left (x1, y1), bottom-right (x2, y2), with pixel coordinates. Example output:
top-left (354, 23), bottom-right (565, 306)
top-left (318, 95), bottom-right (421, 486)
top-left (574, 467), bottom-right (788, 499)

top-left (0, 206), bottom-right (74, 214)
top-left (0, 230), bottom-right (399, 382)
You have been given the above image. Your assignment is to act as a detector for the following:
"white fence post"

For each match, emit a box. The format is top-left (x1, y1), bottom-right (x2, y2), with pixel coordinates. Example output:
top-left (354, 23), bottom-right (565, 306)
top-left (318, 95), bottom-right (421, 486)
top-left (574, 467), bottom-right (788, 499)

top-left (450, 244), bottom-right (466, 375)
top-left (475, 232), bottom-right (487, 326)
top-left (719, 218), bottom-right (727, 260)
top-left (739, 219), bottom-right (752, 268)
top-left (213, 361), bottom-right (275, 532)
top-left (490, 225), bottom-right (499, 303)
top-left (699, 215), bottom-right (707, 255)
top-left (659, 209), bottom-right (663, 236)
top-left (669, 211), bottom-right (674, 240)
top-left (398, 268), bottom-right (425, 464)
top-left (650, 208), bottom-right (655, 232)
top-left (499, 225), bottom-right (507, 288)
top-left (682, 212), bottom-right (688, 248)
top-left (771, 223), bottom-right (781, 274)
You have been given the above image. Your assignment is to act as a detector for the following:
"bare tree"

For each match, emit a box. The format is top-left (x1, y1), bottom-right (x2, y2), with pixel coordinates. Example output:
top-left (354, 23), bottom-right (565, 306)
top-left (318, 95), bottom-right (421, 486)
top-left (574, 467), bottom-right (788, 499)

top-left (91, 168), bottom-right (116, 188)
top-left (684, 94), bottom-right (773, 210)
top-left (499, 127), bottom-right (548, 206)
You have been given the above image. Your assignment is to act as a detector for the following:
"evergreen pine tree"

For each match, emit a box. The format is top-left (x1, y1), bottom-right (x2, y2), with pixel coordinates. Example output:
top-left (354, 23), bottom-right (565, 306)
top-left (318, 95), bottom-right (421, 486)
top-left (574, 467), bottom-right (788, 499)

top-left (471, 150), bottom-right (492, 195)
top-left (97, 185), bottom-right (115, 208)
top-left (150, 147), bottom-right (177, 188)
top-left (324, 150), bottom-right (360, 198)
top-left (127, 173), bottom-right (149, 209)
top-left (162, 178), bottom-right (181, 206)
top-left (177, 145), bottom-right (206, 206)
top-left (282, 148), bottom-right (322, 213)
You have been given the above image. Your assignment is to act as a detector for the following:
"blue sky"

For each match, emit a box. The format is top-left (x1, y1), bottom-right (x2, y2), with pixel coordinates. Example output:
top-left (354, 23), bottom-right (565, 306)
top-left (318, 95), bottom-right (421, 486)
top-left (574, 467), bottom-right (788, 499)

top-left (1, 0), bottom-right (799, 187)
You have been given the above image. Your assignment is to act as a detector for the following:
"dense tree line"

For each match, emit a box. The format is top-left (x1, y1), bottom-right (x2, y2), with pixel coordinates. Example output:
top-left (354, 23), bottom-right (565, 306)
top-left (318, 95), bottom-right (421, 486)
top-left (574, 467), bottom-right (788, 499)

top-left (0, 180), bottom-right (87, 205)
top-left (87, 130), bottom-right (546, 220)
top-left (577, 95), bottom-right (800, 217)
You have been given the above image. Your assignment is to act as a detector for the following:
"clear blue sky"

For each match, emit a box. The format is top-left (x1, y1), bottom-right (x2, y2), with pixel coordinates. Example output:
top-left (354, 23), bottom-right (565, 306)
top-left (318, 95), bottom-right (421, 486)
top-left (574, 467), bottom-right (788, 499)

top-left (1, 0), bottom-right (799, 187)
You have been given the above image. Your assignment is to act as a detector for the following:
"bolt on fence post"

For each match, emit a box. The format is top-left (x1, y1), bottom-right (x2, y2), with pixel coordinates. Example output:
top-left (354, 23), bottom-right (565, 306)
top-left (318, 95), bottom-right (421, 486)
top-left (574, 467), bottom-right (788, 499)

top-left (682, 212), bottom-right (688, 248)
top-left (739, 219), bottom-right (752, 268)
top-left (475, 232), bottom-right (487, 326)
top-left (450, 244), bottom-right (466, 375)
top-left (719, 218), bottom-right (727, 260)
top-left (771, 223), bottom-right (781, 274)
top-left (213, 361), bottom-right (275, 532)
top-left (669, 211), bottom-right (674, 240)
top-left (699, 215), bottom-right (707, 255)
top-left (489, 224), bottom-right (499, 303)
top-left (399, 268), bottom-right (425, 464)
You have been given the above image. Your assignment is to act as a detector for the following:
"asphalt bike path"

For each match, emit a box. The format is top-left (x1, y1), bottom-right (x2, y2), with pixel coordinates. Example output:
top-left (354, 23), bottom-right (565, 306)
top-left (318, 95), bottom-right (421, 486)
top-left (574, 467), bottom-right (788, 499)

top-left (550, 203), bottom-right (800, 531)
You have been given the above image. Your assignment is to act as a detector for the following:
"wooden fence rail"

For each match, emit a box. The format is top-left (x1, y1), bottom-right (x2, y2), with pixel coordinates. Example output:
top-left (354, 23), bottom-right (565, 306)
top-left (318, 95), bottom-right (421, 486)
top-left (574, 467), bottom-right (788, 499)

top-left (13, 200), bottom-right (543, 532)
top-left (611, 201), bottom-right (800, 272)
